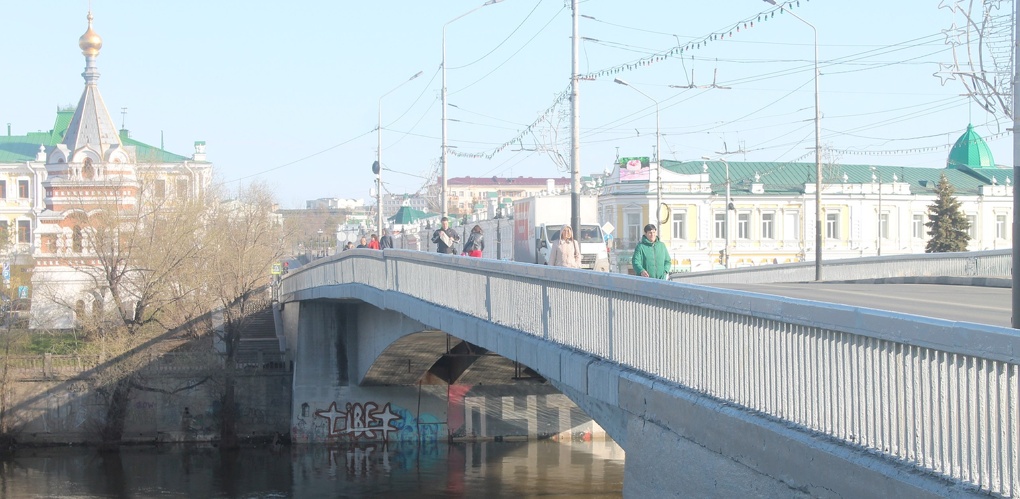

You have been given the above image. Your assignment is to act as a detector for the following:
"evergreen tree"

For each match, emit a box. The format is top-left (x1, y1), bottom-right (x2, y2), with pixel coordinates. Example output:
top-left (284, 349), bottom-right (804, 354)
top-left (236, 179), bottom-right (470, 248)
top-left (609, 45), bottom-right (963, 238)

top-left (924, 173), bottom-right (970, 252)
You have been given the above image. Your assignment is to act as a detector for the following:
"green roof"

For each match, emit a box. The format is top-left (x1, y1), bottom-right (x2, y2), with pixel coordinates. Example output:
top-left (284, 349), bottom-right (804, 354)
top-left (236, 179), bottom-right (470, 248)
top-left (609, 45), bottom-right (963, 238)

top-left (0, 108), bottom-right (188, 163)
top-left (663, 159), bottom-right (1005, 197)
top-left (947, 124), bottom-right (995, 170)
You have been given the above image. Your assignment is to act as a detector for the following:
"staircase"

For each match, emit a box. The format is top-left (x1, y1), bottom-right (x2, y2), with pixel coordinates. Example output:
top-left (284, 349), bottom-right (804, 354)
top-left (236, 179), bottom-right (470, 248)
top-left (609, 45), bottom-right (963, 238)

top-left (234, 301), bottom-right (286, 370)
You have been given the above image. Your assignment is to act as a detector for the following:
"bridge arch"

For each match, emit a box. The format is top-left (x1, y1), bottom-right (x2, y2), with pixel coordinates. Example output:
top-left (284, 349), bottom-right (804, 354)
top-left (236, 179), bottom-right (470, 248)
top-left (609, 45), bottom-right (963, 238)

top-left (281, 250), bottom-right (1014, 497)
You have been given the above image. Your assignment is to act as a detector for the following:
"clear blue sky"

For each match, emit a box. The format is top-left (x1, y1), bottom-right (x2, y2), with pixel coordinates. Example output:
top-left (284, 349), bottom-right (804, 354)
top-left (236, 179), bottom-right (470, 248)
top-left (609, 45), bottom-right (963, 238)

top-left (0, 1), bottom-right (1011, 208)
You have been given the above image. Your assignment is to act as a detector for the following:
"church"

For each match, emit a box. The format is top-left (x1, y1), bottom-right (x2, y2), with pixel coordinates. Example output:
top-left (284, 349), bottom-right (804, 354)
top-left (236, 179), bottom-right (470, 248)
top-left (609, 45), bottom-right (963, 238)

top-left (0, 12), bottom-right (212, 328)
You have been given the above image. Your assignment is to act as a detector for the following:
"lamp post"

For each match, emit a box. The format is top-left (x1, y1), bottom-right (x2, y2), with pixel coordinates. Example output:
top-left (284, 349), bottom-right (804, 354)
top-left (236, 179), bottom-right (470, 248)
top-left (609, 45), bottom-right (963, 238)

top-left (704, 157), bottom-right (731, 268)
top-left (871, 167), bottom-right (883, 256)
top-left (764, 0), bottom-right (821, 280)
top-left (442, 0), bottom-right (505, 219)
top-left (614, 78), bottom-right (662, 225)
top-left (377, 71), bottom-right (423, 234)
top-left (1012, 0), bottom-right (1020, 328)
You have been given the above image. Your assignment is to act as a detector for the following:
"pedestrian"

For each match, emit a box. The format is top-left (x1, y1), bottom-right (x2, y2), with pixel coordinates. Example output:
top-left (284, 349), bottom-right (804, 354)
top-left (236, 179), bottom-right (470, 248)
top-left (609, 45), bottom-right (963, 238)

top-left (548, 224), bottom-right (582, 268)
top-left (463, 225), bottom-right (484, 257)
top-left (368, 234), bottom-right (381, 250)
top-left (380, 229), bottom-right (394, 250)
top-left (631, 223), bottom-right (670, 279)
top-left (356, 237), bottom-right (368, 249)
top-left (344, 241), bottom-right (355, 251)
top-left (431, 216), bottom-right (460, 254)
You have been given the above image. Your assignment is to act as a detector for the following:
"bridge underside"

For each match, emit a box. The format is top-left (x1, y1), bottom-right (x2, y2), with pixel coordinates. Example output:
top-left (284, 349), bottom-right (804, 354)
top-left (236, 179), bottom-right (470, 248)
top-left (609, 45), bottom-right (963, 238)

top-left (362, 331), bottom-right (544, 386)
top-left (283, 289), bottom-right (972, 498)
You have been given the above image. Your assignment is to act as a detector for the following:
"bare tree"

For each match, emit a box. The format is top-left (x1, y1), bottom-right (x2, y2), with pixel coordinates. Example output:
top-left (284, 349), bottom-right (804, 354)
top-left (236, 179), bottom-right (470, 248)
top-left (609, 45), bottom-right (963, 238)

top-left (203, 181), bottom-right (285, 449)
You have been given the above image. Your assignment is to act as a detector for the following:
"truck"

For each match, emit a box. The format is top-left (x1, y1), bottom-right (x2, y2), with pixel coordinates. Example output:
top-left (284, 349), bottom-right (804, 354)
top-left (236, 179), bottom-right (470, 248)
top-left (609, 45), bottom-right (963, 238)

top-left (512, 194), bottom-right (610, 271)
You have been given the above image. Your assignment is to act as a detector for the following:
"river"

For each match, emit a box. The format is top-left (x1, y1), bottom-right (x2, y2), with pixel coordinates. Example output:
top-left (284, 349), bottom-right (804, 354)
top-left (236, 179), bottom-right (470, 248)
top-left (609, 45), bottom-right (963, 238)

top-left (0, 439), bottom-right (625, 498)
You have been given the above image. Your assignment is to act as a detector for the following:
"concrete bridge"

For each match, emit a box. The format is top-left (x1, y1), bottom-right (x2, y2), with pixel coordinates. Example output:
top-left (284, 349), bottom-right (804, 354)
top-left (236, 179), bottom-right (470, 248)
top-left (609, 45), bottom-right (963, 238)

top-left (278, 249), bottom-right (1018, 497)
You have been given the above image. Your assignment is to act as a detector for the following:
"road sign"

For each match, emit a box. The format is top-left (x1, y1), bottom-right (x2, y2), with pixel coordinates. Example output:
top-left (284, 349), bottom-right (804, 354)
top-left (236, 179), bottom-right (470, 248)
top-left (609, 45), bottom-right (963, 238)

top-left (271, 262), bottom-right (282, 275)
top-left (2, 262), bottom-right (8, 281)
top-left (17, 286), bottom-right (27, 299)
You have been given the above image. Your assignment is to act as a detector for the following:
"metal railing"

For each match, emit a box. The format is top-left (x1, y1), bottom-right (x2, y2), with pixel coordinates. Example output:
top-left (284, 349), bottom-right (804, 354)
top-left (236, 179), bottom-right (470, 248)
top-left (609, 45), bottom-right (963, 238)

top-left (281, 250), bottom-right (1020, 496)
top-left (670, 249), bottom-right (1012, 284)
top-left (0, 351), bottom-right (288, 379)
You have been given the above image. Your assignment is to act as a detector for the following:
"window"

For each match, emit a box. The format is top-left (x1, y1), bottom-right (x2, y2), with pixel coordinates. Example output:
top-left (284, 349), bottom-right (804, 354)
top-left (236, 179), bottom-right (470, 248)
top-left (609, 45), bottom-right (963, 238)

top-left (912, 214), bottom-right (925, 239)
top-left (761, 212), bottom-right (775, 240)
top-left (17, 180), bottom-right (28, 199)
top-left (783, 210), bottom-right (799, 240)
top-left (967, 215), bottom-right (977, 239)
top-left (73, 226), bottom-right (83, 253)
top-left (996, 214), bottom-right (1008, 239)
top-left (177, 178), bottom-right (189, 198)
top-left (83, 158), bottom-right (95, 179)
top-left (737, 212), bottom-right (750, 239)
top-left (671, 211), bottom-right (687, 240)
top-left (0, 180), bottom-right (6, 199)
top-left (714, 212), bottom-right (727, 239)
top-left (625, 212), bottom-right (642, 246)
top-left (17, 220), bottom-right (30, 244)
top-left (879, 213), bottom-right (889, 239)
top-left (0, 221), bottom-right (8, 243)
top-left (825, 212), bottom-right (840, 240)
top-left (155, 179), bottom-right (166, 198)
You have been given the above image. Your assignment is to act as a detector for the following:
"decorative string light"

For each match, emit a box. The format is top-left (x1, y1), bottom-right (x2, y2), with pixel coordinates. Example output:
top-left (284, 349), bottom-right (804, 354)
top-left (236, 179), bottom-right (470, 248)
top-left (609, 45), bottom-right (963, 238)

top-left (577, 0), bottom-right (807, 81)
top-left (829, 130), bottom-right (1010, 156)
top-left (453, 0), bottom-right (809, 160)
top-left (451, 84), bottom-right (572, 159)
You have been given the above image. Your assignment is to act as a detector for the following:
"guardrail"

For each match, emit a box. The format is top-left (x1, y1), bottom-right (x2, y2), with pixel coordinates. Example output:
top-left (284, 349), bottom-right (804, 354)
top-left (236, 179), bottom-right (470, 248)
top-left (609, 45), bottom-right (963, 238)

top-left (282, 250), bottom-right (1020, 496)
top-left (669, 249), bottom-right (1012, 284)
top-left (0, 351), bottom-right (288, 379)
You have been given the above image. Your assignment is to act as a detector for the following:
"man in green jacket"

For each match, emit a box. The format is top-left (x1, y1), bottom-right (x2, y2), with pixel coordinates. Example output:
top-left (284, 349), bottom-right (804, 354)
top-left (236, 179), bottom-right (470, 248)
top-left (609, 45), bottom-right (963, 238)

top-left (632, 223), bottom-right (671, 279)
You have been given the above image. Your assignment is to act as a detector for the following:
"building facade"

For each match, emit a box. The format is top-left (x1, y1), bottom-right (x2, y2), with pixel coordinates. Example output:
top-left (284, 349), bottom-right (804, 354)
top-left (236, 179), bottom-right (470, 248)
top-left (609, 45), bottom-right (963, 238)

top-left (600, 128), bottom-right (1011, 274)
top-left (0, 13), bottom-right (212, 328)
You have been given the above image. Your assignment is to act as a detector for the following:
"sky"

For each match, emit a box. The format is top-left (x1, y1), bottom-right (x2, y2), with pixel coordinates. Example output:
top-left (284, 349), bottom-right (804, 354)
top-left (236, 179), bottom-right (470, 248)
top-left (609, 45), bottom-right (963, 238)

top-left (0, 1), bottom-right (1013, 209)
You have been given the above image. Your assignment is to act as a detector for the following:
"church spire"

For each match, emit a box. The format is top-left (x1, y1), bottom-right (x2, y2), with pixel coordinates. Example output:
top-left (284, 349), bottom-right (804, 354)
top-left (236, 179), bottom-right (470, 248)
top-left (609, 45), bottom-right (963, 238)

top-left (62, 10), bottom-right (122, 156)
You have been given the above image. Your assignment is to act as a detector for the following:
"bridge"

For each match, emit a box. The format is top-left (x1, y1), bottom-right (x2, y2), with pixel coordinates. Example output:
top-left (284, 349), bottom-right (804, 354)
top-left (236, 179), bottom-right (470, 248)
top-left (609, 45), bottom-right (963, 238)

top-left (278, 249), bottom-right (1018, 497)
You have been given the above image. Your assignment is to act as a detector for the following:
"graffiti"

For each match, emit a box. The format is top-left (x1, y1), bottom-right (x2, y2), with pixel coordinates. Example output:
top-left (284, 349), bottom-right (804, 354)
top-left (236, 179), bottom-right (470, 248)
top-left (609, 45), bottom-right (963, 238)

top-left (133, 401), bottom-right (155, 410)
top-left (315, 401), bottom-right (400, 442)
top-left (243, 407), bottom-right (269, 425)
top-left (65, 381), bottom-right (90, 393)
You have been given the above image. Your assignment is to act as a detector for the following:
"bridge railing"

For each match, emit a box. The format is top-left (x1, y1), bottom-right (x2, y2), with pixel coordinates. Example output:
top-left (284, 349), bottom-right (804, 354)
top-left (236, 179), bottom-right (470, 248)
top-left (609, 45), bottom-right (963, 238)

top-left (670, 248), bottom-right (1012, 284)
top-left (281, 250), bottom-right (1020, 496)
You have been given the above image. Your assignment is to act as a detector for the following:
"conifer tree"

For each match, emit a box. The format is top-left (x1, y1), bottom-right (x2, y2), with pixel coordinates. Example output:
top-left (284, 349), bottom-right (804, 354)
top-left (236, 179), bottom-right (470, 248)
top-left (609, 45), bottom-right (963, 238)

top-left (925, 173), bottom-right (970, 252)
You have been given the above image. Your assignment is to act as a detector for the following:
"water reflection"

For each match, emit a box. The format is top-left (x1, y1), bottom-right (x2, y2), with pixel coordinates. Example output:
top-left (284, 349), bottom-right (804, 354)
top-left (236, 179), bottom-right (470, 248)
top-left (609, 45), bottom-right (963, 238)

top-left (0, 439), bottom-right (624, 498)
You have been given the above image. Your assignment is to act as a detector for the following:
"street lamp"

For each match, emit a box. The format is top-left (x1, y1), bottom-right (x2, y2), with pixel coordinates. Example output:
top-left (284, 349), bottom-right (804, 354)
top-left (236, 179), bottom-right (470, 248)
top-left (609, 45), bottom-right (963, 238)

top-left (442, 0), bottom-right (505, 219)
top-left (704, 157), bottom-right (731, 268)
top-left (871, 167), bottom-right (883, 256)
top-left (614, 78), bottom-right (662, 225)
top-left (377, 70), bottom-right (423, 234)
top-left (764, 0), bottom-right (821, 281)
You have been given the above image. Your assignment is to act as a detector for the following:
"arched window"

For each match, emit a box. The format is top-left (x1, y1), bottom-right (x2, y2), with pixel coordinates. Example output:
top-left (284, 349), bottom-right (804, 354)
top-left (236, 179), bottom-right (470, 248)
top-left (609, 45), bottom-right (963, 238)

top-left (72, 226), bottom-right (83, 253)
top-left (83, 158), bottom-right (95, 179)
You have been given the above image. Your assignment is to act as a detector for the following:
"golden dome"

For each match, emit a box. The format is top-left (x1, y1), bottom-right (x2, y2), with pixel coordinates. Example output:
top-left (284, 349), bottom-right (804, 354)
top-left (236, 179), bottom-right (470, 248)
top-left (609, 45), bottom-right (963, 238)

top-left (78, 12), bottom-right (102, 57)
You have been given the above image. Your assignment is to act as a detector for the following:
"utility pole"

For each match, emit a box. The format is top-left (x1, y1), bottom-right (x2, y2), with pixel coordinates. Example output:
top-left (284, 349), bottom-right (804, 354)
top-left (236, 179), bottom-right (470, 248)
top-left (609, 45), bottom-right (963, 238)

top-left (569, 0), bottom-right (581, 238)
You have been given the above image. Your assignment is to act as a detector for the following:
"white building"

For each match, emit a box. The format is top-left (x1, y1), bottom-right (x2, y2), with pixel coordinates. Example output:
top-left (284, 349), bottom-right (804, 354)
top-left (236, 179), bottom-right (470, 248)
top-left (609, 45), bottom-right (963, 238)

top-left (600, 126), bottom-right (1010, 273)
